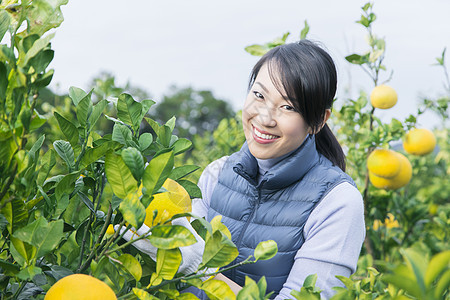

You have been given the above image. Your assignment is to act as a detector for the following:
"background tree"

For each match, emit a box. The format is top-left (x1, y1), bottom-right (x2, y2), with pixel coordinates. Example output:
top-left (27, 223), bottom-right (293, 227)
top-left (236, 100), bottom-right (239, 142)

top-left (149, 85), bottom-right (235, 140)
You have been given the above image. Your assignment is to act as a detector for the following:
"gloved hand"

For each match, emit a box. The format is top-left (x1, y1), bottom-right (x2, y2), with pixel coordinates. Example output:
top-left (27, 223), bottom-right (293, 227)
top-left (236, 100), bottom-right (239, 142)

top-left (116, 217), bottom-right (208, 275)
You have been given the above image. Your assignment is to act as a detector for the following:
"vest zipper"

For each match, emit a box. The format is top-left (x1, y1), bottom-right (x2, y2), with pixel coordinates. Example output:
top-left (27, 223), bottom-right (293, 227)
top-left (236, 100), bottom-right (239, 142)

top-left (231, 180), bottom-right (266, 281)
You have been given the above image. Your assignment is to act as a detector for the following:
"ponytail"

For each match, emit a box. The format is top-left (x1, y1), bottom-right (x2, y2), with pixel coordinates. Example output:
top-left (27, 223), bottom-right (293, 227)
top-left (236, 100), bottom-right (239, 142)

top-left (315, 124), bottom-right (346, 171)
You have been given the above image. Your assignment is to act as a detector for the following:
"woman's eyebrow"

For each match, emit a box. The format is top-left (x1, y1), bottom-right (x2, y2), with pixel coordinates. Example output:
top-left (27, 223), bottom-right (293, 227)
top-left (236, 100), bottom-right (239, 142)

top-left (254, 82), bottom-right (269, 94)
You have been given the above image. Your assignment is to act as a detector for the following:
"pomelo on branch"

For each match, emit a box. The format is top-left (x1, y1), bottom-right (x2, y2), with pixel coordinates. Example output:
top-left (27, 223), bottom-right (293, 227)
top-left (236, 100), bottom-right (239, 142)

top-left (370, 84), bottom-right (398, 109)
top-left (45, 274), bottom-right (117, 300)
top-left (144, 178), bottom-right (191, 226)
top-left (403, 128), bottom-right (436, 155)
top-left (367, 149), bottom-right (401, 178)
top-left (369, 152), bottom-right (412, 190)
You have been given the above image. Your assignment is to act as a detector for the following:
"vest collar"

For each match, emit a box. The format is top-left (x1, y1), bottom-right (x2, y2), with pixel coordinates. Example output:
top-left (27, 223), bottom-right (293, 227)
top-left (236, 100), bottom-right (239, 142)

top-left (233, 135), bottom-right (320, 190)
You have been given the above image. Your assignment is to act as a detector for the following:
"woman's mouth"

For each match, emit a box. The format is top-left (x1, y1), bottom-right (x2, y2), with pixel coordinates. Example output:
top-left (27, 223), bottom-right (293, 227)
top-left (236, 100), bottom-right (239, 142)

top-left (252, 126), bottom-right (280, 144)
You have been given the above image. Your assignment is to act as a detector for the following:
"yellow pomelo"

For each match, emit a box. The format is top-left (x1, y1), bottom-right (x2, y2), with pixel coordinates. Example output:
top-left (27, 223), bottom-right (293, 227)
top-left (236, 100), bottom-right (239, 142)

top-left (144, 178), bottom-right (191, 226)
top-left (370, 85), bottom-right (398, 109)
top-left (403, 128), bottom-right (436, 155)
top-left (367, 149), bottom-right (401, 178)
top-left (369, 152), bottom-right (412, 190)
top-left (45, 274), bottom-right (116, 300)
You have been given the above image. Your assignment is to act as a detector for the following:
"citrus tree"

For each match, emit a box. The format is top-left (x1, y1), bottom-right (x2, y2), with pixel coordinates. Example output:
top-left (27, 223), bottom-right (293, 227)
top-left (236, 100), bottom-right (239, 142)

top-left (241, 2), bottom-right (450, 299)
top-left (0, 1), bottom-right (279, 299)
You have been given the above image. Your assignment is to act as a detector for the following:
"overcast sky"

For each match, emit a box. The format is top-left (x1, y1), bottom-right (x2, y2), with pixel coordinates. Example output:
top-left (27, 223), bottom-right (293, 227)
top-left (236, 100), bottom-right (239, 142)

top-left (50, 0), bottom-right (450, 129)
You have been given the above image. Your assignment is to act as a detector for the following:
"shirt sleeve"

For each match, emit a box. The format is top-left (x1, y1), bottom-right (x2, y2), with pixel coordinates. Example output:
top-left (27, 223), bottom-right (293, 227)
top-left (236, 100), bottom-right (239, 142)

top-left (275, 182), bottom-right (366, 300)
top-left (191, 156), bottom-right (228, 218)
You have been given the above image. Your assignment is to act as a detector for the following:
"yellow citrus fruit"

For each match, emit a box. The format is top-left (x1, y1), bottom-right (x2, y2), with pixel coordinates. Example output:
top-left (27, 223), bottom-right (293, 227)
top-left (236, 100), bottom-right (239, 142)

top-left (403, 128), bottom-right (436, 155)
top-left (369, 152), bottom-right (412, 190)
top-left (367, 149), bottom-right (401, 178)
top-left (45, 274), bottom-right (116, 300)
top-left (144, 178), bottom-right (191, 226)
top-left (106, 224), bottom-right (115, 235)
top-left (370, 85), bottom-right (398, 109)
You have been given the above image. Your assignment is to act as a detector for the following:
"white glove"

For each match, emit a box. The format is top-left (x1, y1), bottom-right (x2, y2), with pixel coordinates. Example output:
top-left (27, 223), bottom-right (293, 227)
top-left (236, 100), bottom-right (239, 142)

top-left (116, 217), bottom-right (208, 275)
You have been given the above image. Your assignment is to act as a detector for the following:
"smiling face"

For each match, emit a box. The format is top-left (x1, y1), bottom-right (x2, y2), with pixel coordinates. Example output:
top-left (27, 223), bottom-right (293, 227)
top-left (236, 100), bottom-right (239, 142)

top-left (242, 63), bottom-right (310, 160)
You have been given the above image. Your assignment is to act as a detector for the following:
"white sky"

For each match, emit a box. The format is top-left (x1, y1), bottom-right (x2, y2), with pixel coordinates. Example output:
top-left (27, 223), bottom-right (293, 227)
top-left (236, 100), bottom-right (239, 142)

top-left (50, 0), bottom-right (450, 129)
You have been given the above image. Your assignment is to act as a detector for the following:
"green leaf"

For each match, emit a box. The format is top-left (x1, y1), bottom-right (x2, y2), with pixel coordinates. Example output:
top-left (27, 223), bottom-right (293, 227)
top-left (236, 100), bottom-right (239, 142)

top-left (178, 179), bottom-right (202, 199)
top-left (112, 123), bottom-right (132, 146)
top-left (69, 86), bottom-right (87, 106)
top-left (26, 0), bottom-right (68, 36)
top-left (77, 191), bottom-right (95, 213)
top-left (117, 93), bottom-right (142, 133)
top-left (237, 277), bottom-right (259, 300)
top-left (121, 147), bottom-right (145, 181)
top-left (89, 99), bottom-right (108, 131)
top-left (201, 279), bottom-right (236, 300)
top-left (303, 274), bottom-right (318, 288)
top-left (382, 274), bottom-right (422, 298)
top-left (254, 240), bottom-right (278, 261)
top-left (53, 140), bottom-right (75, 171)
top-left (435, 269), bottom-right (450, 299)
top-left (54, 171), bottom-right (80, 201)
top-left (165, 116), bottom-right (176, 132)
top-left (17, 265), bottom-right (42, 281)
top-left (13, 217), bottom-right (64, 258)
top-left (0, 259), bottom-right (20, 276)
top-left (105, 151), bottom-right (137, 199)
top-left (190, 216), bottom-right (213, 241)
top-left (77, 90), bottom-right (93, 127)
top-left (19, 108), bottom-right (31, 132)
top-left (345, 54), bottom-right (364, 65)
top-left (158, 124), bottom-right (172, 147)
top-left (142, 151), bottom-right (174, 195)
top-left (425, 250), bottom-right (450, 287)
top-left (0, 10), bottom-right (10, 42)
top-left (169, 165), bottom-right (200, 181)
top-left (148, 225), bottom-right (197, 249)
top-left (138, 132), bottom-right (153, 151)
top-left (9, 237), bottom-right (32, 266)
top-left (54, 112), bottom-right (79, 146)
top-left (155, 248), bottom-right (182, 280)
top-left (199, 231), bottom-right (238, 269)
top-left (300, 20), bottom-right (310, 40)
top-left (244, 44), bottom-right (269, 57)
top-left (119, 189), bottom-right (146, 229)
top-left (80, 141), bottom-right (121, 168)
top-left (21, 33), bottom-right (55, 67)
top-left (400, 248), bottom-right (427, 294)
top-left (28, 49), bottom-right (54, 74)
top-left (144, 117), bottom-right (161, 134)
top-left (133, 288), bottom-right (159, 300)
top-left (172, 138), bottom-right (192, 155)
top-left (29, 134), bottom-right (45, 162)
top-left (117, 253), bottom-right (142, 282)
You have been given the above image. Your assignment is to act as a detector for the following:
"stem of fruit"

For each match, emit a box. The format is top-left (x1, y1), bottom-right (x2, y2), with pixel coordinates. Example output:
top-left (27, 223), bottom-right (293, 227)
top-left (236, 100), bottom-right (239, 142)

top-left (96, 220), bottom-right (127, 260)
top-left (105, 226), bottom-right (153, 255)
top-left (117, 257), bottom-right (254, 299)
top-left (78, 204), bottom-right (113, 273)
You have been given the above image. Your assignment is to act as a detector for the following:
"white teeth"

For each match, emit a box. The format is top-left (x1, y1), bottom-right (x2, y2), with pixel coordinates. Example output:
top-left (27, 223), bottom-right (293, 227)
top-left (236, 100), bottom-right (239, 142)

top-left (253, 127), bottom-right (278, 140)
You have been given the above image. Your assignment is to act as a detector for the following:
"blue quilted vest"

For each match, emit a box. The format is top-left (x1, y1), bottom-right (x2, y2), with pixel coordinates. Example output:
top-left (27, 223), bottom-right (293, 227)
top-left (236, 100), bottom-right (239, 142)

top-left (207, 135), bottom-right (356, 296)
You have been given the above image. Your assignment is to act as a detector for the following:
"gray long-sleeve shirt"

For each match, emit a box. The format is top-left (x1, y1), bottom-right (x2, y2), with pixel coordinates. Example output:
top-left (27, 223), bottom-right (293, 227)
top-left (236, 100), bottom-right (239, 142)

top-left (192, 156), bottom-right (365, 299)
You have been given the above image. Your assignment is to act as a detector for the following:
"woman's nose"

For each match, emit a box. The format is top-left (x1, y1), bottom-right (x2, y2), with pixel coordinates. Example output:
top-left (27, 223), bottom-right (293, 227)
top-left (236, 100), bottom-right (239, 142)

top-left (256, 105), bottom-right (277, 127)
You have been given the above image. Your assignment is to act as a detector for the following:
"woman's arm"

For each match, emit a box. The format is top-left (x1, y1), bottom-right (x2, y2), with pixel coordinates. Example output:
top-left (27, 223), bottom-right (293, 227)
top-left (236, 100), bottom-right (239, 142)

top-left (275, 182), bottom-right (366, 300)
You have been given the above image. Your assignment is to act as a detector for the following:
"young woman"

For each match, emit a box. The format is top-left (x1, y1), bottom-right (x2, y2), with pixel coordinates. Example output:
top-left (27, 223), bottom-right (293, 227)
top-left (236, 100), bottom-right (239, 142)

top-left (192, 40), bottom-right (365, 299)
top-left (124, 40), bottom-right (365, 299)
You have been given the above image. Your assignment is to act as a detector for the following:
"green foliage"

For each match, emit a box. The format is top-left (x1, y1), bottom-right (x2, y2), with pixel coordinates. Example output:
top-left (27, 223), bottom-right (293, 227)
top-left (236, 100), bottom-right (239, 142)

top-left (0, 3), bottom-right (279, 299)
top-left (148, 86), bottom-right (234, 140)
top-left (244, 21), bottom-right (309, 57)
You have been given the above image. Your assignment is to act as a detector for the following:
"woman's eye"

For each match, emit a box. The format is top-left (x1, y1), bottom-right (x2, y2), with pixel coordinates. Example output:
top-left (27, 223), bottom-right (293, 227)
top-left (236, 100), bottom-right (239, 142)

top-left (282, 105), bottom-right (295, 111)
top-left (253, 91), bottom-right (264, 99)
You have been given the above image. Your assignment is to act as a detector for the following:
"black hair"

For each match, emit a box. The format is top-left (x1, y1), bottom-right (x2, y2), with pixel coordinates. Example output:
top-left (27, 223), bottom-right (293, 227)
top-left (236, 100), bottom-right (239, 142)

top-left (248, 40), bottom-right (346, 171)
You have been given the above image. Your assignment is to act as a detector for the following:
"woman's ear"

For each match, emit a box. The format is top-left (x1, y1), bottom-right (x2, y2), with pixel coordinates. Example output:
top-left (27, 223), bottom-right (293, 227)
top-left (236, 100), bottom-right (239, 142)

top-left (322, 109), bottom-right (331, 126)
top-left (310, 109), bottom-right (332, 134)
